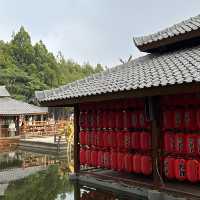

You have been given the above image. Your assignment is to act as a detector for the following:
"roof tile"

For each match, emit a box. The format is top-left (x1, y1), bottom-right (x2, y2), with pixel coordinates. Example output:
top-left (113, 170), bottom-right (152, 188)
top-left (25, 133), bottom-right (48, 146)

top-left (35, 44), bottom-right (200, 103)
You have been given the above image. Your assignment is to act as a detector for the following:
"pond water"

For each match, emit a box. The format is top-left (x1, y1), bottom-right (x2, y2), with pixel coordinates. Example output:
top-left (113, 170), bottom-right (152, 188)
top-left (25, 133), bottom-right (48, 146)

top-left (0, 150), bottom-right (142, 200)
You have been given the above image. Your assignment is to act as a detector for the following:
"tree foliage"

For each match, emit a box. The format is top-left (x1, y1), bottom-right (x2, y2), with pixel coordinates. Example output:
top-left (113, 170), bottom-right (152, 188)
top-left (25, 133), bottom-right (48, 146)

top-left (0, 26), bottom-right (104, 101)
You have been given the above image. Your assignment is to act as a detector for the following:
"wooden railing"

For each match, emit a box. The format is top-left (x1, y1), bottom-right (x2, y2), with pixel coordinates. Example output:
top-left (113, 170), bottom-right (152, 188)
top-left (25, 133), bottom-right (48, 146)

top-left (22, 120), bottom-right (68, 137)
top-left (0, 138), bottom-right (19, 152)
top-left (0, 120), bottom-right (70, 138)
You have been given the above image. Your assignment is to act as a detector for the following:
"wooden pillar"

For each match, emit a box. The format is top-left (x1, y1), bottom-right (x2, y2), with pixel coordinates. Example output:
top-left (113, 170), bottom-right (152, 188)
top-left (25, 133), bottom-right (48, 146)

top-left (0, 116), bottom-right (2, 138)
top-left (73, 181), bottom-right (80, 200)
top-left (148, 96), bottom-right (163, 187)
top-left (16, 116), bottom-right (20, 136)
top-left (74, 104), bottom-right (80, 173)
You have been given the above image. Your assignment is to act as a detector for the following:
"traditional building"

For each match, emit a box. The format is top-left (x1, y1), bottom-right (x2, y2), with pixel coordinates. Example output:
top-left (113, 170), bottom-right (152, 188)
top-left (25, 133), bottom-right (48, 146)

top-left (0, 86), bottom-right (48, 137)
top-left (36, 15), bottom-right (200, 199)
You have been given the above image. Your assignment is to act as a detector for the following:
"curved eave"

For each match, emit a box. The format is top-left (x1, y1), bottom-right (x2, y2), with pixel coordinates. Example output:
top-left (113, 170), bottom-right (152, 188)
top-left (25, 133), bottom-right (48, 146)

top-left (39, 82), bottom-right (200, 107)
top-left (134, 28), bottom-right (200, 53)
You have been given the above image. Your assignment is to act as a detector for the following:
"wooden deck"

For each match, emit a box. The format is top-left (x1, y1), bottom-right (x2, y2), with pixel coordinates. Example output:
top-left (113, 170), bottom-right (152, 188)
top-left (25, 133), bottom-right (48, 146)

top-left (73, 169), bottom-right (200, 200)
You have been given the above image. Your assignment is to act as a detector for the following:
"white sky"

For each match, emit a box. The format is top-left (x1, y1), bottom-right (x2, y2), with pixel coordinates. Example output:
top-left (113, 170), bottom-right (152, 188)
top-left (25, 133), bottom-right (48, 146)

top-left (0, 0), bottom-right (200, 67)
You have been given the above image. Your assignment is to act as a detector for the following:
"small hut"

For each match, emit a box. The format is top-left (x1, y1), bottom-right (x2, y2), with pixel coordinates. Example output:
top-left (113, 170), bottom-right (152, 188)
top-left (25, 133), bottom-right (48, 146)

top-left (36, 14), bottom-right (200, 199)
top-left (0, 86), bottom-right (48, 138)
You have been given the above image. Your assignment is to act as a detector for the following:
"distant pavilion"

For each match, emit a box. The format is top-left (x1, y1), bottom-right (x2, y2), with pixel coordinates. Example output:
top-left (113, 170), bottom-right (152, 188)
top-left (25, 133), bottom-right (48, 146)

top-left (0, 86), bottom-right (48, 137)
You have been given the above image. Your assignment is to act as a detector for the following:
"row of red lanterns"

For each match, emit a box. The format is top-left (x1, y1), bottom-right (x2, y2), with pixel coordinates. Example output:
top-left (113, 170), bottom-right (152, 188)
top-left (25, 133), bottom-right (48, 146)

top-left (80, 131), bottom-right (151, 151)
top-left (80, 99), bottom-right (145, 110)
top-left (163, 109), bottom-right (200, 130)
top-left (164, 132), bottom-right (200, 154)
top-left (79, 110), bottom-right (150, 130)
top-left (80, 149), bottom-right (152, 176)
top-left (164, 157), bottom-right (200, 183)
top-left (161, 94), bottom-right (200, 107)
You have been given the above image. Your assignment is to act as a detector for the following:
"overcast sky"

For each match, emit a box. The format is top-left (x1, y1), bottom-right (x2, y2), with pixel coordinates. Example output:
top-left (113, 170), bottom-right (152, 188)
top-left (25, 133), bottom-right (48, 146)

top-left (0, 0), bottom-right (200, 67)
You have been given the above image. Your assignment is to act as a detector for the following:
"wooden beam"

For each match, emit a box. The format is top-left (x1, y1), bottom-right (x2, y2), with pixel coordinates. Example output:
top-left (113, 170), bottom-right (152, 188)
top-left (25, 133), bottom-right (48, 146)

top-left (149, 96), bottom-right (163, 187)
top-left (40, 82), bottom-right (200, 107)
top-left (74, 104), bottom-right (80, 173)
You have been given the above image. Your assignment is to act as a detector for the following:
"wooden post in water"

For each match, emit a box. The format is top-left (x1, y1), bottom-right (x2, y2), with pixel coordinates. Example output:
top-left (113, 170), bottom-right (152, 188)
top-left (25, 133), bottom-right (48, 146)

top-left (74, 181), bottom-right (80, 200)
top-left (74, 104), bottom-right (80, 173)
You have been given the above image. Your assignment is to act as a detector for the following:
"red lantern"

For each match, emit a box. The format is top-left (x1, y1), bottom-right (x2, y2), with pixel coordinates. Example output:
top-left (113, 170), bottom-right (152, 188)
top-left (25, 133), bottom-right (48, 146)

top-left (173, 109), bottom-right (184, 130)
top-left (175, 134), bottom-right (186, 153)
top-left (175, 159), bottom-right (186, 181)
top-left (87, 111), bottom-right (92, 129)
top-left (184, 109), bottom-right (197, 131)
top-left (124, 131), bottom-right (131, 149)
top-left (163, 110), bottom-right (173, 130)
top-left (102, 110), bottom-right (109, 129)
top-left (97, 110), bottom-right (103, 129)
top-left (117, 152), bottom-right (125, 171)
top-left (79, 111), bottom-right (87, 129)
top-left (163, 132), bottom-right (175, 153)
top-left (102, 131), bottom-right (111, 148)
top-left (131, 132), bottom-right (140, 149)
top-left (80, 131), bottom-right (86, 145)
top-left (115, 111), bottom-right (123, 129)
top-left (132, 154), bottom-right (141, 173)
top-left (97, 151), bottom-right (104, 168)
top-left (108, 111), bottom-right (115, 129)
top-left (85, 149), bottom-right (91, 166)
top-left (185, 134), bottom-right (196, 154)
top-left (110, 151), bottom-right (118, 170)
top-left (110, 131), bottom-right (117, 148)
top-left (123, 110), bottom-right (131, 129)
top-left (117, 132), bottom-right (125, 149)
top-left (104, 151), bottom-right (111, 169)
top-left (124, 153), bottom-right (132, 173)
top-left (80, 148), bottom-right (86, 165)
top-left (130, 112), bottom-right (139, 128)
top-left (140, 132), bottom-right (151, 150)
top-left (164, 157), bottom-right (175, 179)
top-left (85, 131), bottom-right (91, 146)
top-left (91, 150), bottom-right (98, 167)
top-left (138, 111), bottom-right (150, 129)
top-left (141, 155), bottom-right (152, 175)
top-left (90, 131), bottom-right (97, 146)
top-left (196, 109), bottom-right (200, 129)
top-left (186, 159), bottom-right (199, 183)
top-left (196, 135), bottom-right (200, 155)
top-left (91, 110), bottom-right (97, 129)
top-left (96, 131), bottom-right (104, 147)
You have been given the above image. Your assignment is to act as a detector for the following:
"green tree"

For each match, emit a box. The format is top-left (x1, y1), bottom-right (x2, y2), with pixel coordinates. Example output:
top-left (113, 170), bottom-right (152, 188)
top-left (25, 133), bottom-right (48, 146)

top-left (0, 26), bottom-right (104, 101)
top-left (10, 26), bottom-right (35, 65)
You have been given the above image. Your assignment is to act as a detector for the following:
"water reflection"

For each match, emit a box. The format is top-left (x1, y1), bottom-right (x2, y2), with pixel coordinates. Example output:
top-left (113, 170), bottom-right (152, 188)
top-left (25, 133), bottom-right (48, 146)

top-left (3, 165), bottom-right (73, 200)
top-left (0, 150), bottom-right (142, 200)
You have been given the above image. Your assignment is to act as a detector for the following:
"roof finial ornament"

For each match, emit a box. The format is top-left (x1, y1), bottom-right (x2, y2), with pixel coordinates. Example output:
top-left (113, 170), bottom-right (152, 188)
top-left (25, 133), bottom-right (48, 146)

top-left (119, 55), bottom-right (132, 64)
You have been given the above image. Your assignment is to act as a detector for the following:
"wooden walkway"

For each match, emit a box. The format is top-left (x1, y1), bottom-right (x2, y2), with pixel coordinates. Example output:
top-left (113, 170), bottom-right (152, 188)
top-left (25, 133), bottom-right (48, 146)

top-left (19, 136), bottom-right (68, 155)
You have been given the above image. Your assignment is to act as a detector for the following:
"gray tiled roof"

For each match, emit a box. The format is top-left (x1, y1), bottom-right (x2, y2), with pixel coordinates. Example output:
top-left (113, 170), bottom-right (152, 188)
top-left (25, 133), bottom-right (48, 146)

top-left (134, 14), bottom-right (200, 47)
top-left (0, 97), bottom-right (48, 115)
top-left (35, 44), bottom-right (200, 103)
top-left (0, 86), bottom-right (10, 97)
